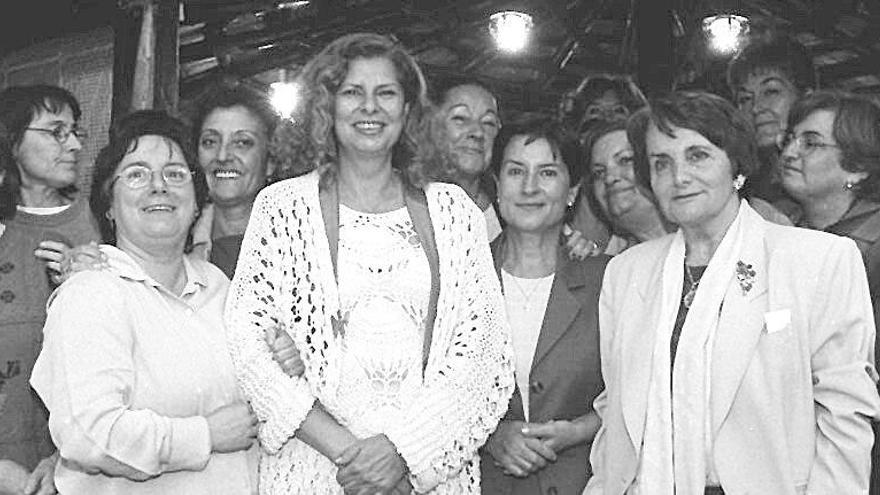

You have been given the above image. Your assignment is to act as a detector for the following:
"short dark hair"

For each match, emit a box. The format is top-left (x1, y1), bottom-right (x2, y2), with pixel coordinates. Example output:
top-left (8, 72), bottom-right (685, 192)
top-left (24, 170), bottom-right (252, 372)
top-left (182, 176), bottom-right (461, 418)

top-left (90, 110), bottom-right (209, 251)
top-left (191, 81), bottom-right (279, 145)
top-left (494, 118), bottom-right (584, 185)
top-left (727, 35), bottom-right (816, 94)
top-left (422, 80), bottom-right (502, 197)
top-left (788, 90), bottom-right (880, 201)
top-left (627, 91), bottom-right (759, 194)
top-left (0, 85), bottom-right (83, 207)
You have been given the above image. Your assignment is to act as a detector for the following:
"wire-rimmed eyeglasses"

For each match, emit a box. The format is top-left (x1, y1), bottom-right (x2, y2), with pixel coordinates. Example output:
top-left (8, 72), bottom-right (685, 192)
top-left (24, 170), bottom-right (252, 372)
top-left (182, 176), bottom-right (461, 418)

top-left (25, 125), bottom-right (88, 144)
top-left (112, 164), bottom-right (194, 189)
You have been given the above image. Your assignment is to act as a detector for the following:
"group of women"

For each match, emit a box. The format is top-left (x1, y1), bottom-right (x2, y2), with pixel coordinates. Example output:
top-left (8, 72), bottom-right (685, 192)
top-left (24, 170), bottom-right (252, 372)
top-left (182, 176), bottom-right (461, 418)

top-left (0, 29), bottom-right (878, 495)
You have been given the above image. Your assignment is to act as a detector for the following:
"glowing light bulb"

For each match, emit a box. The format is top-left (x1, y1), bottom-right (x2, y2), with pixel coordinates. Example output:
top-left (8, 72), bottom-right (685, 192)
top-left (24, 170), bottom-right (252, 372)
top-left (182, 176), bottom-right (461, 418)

top-left (703, 14), bottom-right (749, 54)
top-left (270, 81), bottom-right (300, 118)
top-left (489, 11), bottom-right (533, 53)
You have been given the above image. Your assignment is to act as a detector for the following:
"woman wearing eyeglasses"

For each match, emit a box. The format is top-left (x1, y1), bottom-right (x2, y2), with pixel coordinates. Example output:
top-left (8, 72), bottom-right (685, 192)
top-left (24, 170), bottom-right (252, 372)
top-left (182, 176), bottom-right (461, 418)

top-left (0, 85), bottom-right (100, 495)
top-left (30, 111), bottom-right (258, 494)
top-left (779, 90), bottom-right (880, 493)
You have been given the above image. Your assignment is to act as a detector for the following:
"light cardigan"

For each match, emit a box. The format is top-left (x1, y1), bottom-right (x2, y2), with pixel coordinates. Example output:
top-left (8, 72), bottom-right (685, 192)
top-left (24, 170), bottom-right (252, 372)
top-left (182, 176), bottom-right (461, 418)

top-left (30, 246), bottom-right (258, 495)
top-left (225, 170), bottom-right (515, 493)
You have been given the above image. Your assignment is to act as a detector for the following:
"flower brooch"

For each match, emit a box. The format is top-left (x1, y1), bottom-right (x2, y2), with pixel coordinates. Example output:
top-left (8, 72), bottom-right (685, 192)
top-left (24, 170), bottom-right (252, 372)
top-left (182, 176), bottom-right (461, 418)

top-left (735, 261), bottom-right (756, 295)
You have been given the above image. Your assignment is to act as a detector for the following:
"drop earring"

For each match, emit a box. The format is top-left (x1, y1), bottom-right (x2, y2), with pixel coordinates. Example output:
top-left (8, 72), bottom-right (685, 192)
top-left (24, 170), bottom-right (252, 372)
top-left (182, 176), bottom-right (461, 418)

top-left (732, 174), bottom-right (746, 191)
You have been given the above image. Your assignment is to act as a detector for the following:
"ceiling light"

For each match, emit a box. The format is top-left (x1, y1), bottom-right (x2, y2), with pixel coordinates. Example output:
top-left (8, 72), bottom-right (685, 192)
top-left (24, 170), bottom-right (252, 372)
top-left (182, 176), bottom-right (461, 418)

top-left (489, 11), bottom-right (533, 53)
top-left (703, 14), bottom-right (749, 54)
top-left (270, 81), bottom-right (301, 118)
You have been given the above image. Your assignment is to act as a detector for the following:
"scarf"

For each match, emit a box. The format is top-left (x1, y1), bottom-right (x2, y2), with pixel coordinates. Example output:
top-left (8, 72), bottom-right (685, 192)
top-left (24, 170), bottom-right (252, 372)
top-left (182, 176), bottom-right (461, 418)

top-left (638, 200), bottom-right (756, 494)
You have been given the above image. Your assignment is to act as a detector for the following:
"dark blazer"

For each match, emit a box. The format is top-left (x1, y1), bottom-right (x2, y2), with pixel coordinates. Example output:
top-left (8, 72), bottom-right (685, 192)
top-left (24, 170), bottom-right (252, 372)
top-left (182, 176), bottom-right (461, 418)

top-left (480, 236), bottom-right (609, 495)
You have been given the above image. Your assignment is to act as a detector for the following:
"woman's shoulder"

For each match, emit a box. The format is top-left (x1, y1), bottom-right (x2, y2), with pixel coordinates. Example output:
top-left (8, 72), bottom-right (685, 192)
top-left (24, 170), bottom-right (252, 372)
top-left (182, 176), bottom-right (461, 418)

top-left (256, 170), bottom-right (320, 206)
top-left (50, 267), bottom-right (123, 312)
top-left (567, 253), bottom-right (612, 278)
top-left (608, 233), bottom-right (674, 268)
top-left (763, 223), bottom-right (863, 275)
top-left (765, 222), bottom-right (849, 250)
top-left (423, 181), bottom-right (472, 205)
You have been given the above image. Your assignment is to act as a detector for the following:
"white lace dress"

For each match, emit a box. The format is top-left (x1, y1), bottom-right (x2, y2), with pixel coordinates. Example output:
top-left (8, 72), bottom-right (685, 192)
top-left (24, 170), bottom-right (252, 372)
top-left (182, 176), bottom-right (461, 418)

top-left (224, 171), bottom-right (515, 494)
top-left (334, 205), bottom-right (430, 437)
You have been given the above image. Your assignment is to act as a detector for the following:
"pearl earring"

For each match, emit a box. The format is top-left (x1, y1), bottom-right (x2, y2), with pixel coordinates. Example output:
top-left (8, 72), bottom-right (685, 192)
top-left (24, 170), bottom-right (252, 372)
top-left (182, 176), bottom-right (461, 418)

top-left (732, 174), bottom-right (746, 191)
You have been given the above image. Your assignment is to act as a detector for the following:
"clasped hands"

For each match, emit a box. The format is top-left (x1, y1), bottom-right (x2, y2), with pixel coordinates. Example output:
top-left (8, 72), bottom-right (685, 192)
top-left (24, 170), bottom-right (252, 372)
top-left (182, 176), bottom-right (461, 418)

top-left (334, 434), bottom-right (412, 495)
top-left (485, 419), bottom-right (577, 478)
top-left (267, 328), bottom-right (411, 494)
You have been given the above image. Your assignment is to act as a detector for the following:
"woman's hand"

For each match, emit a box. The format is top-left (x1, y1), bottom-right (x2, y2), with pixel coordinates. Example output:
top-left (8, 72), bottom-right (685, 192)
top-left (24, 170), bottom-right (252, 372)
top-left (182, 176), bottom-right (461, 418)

top-left (562, 225), bottom-right (602, 261)
top-left (206, 402), bottom-right (258, 453)
top-left (23, 451), bottom-right (58, 495)
top-left (485, 420), bottom-right (557, 478)
top-left (521, 420), bottom-right (579, 453)
top-left (35, 241), bottom-right (108, 285)
top-left (265, 328), bottom-right (305, 377)
top-left (335, 434), bottom-right (407, 494)
top-left (0, 459), bottom-right (29, 494)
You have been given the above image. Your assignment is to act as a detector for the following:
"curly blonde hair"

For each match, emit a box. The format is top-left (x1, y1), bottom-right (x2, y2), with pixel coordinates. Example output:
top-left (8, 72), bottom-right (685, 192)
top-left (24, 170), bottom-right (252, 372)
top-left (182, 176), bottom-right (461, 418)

top-left (272, 33), bottom-right (432, 187)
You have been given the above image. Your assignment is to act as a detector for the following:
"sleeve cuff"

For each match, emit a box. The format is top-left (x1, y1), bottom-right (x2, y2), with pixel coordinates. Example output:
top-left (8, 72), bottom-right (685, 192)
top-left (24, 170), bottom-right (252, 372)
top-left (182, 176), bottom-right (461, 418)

top-left (165, 416), bottom-right (212, 472)
top-left (259, 393), bottom-right (317, 454)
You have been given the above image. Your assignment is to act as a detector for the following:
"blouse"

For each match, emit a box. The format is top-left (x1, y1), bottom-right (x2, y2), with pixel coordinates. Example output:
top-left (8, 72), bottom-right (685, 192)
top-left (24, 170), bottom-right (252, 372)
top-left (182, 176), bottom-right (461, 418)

top-left (30, 246), bottom-right (258, 495)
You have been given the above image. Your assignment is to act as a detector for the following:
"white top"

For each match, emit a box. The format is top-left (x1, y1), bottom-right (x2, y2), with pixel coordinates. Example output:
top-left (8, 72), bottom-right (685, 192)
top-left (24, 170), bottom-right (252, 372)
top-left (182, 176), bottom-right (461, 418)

top-left (224, 171), bottom-right (514, 494)
top-left (501, 269), bottom-right (554, 421)
top-left (30, 246), bottom-right (258, 495)
top-left (335, 204), bottom-right (431, 436)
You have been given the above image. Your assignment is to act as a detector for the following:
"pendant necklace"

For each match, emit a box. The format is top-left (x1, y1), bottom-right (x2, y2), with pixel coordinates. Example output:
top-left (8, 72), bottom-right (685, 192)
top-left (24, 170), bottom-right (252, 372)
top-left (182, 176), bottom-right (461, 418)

top-left (683, 264), bottom-right (700, 309)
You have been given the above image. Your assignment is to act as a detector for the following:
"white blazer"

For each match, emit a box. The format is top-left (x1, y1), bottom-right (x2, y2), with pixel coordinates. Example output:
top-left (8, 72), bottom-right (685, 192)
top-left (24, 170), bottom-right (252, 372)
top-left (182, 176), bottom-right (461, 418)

top-left (586, 216), bottom-right (880, 494)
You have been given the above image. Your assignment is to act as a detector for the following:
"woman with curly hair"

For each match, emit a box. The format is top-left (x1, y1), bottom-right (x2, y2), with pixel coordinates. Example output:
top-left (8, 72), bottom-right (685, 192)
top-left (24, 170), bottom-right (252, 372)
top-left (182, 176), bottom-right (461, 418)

top-left (224, 32), bottom-right (514, 494)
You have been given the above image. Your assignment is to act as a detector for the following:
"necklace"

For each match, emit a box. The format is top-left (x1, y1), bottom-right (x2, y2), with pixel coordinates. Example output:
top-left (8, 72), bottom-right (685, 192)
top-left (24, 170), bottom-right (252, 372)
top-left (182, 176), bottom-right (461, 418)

top-left (682, 264), bottom-right (700, 309)
top-left (504, 270), bottom-right (553, 308)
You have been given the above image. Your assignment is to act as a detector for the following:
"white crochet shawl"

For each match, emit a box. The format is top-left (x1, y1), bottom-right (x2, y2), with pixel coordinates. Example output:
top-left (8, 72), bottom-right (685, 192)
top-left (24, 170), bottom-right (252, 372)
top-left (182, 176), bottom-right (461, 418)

top-left (225, 171), bottom-right (515, 493)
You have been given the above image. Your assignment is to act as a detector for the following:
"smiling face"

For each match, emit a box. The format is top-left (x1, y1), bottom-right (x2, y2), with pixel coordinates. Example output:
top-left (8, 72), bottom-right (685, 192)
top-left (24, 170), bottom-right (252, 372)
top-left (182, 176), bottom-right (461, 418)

top-left (110, 135), bottom-right (197, 253)
top-left (440, 84), bottom-right (500, 177)
top-left (590, 129), bottom-right (656, 222)
top-left (333, 57), bottom-right (409, 160)
top-left (13, 104), bottom-right (82, 195)
top-left (198, 105), bottom-right (271, 208)
top-left (646, 123), bottom-right (740, 232)
top-left (780, 109), bottom-right (864, 202)
top-left (734, 68), bottom-right (800, 149)
top-left (497, 135), bottom-right (577, 235)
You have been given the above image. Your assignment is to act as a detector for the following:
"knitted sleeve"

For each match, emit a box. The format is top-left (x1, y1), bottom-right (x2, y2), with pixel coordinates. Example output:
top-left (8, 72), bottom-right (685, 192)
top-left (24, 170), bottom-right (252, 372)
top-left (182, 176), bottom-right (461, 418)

top-left (384, 184), bottom-right (515, 492)
top-left (224, 185), bottom-right (317, 454)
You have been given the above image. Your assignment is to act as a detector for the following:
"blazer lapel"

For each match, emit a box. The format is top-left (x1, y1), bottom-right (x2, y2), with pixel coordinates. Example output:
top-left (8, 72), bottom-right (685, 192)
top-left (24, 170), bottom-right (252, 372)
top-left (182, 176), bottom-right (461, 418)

top-left (711, 219), bottom-right (769, 433)
top-left (620, 245), bottom-right (668, 452)
top-left (530, 258), bottom-right (584, 372)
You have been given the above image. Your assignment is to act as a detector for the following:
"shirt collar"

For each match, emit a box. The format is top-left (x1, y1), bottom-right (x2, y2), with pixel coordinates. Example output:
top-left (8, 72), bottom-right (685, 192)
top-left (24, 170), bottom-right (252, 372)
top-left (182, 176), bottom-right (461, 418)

top-left (100, 244), bottom-right (208, 293)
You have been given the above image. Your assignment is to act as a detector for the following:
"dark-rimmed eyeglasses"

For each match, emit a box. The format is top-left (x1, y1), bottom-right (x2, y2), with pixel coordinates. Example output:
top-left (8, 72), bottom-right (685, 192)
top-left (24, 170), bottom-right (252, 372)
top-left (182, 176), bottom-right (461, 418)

top-left (25, 126), bottom-right (88, 144)
top-left (779, 131), bottom-right (840, 156)
top-left (112, 164), bottom-right (194, 189)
